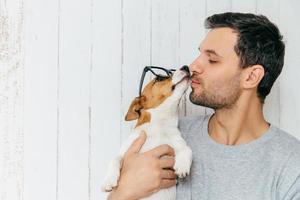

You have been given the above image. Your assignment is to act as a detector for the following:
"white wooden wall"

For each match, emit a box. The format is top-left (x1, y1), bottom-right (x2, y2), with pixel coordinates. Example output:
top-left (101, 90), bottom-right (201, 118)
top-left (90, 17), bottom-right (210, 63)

top-left (0, 0), bottom-right (300, 199)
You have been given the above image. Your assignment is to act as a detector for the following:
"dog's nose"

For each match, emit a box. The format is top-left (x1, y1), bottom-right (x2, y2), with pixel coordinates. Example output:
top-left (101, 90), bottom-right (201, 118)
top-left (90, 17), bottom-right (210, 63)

top-left (180, 65), bottom-right (190, 75)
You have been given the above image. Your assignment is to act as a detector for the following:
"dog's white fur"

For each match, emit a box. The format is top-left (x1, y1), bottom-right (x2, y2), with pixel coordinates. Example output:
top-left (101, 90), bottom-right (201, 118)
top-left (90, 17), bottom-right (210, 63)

top-left (102, 68), bottom-right (193, 200)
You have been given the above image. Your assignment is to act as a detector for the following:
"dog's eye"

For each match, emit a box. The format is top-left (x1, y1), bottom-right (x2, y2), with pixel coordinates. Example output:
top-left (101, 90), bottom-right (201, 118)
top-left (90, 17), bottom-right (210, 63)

top-left (155, 76), bottom-right (168, 82)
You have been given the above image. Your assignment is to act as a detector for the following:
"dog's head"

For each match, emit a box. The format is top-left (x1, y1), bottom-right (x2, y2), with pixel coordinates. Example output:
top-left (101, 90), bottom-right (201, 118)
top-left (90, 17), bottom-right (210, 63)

top-left (125, 66), bottom-right (191, 127)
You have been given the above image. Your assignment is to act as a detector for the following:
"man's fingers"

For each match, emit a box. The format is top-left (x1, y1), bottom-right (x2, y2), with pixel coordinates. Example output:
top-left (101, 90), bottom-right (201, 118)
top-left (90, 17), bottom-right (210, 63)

top-left (147, 144), bottom-right (175, 158)
top-left (160, 169), bottom-right (177, 179)
top-left (159, 157), bottom-right (175, 169)
top-left (125, 131), bottom-right (147, 156)
top-left (160, 179), bottom-right (177, 189)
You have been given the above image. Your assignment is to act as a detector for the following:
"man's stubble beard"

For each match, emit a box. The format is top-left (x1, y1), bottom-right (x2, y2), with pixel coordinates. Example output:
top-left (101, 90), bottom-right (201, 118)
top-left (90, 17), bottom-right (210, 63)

top-left (189, 74), bottom-right (242, 110)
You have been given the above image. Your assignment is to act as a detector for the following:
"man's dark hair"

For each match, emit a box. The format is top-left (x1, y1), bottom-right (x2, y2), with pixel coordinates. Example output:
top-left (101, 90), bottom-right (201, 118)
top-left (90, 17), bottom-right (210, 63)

top-left (205, 12), bottom-right (285, 104)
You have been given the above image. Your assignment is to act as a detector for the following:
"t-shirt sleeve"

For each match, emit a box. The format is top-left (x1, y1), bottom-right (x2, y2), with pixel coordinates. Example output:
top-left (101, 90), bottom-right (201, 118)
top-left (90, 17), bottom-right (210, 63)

top-left (278, 149), bottom-right (300, 200)
top-left (282, 175), bottom-right (300, 200)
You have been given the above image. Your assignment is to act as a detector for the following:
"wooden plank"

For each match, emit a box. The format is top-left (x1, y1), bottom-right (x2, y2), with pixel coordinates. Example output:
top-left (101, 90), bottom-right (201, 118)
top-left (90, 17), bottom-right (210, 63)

top-left (151, 0), bottom-right (180, 67)
top-left (0, 0), bottom-right (24, 199)
top-left (151, 0), bottom-right (185, 115)
top-left (231, 0), bottom-right (256, 13)
top-left (121, 0), bottom-right (151, 140)
top-left (206, 0), bottom-right (232, 17)
top-left (278, 0), bottom-right (300, 139)
top-left (91, 0), bottom-right (122, 199)
top-left (180, 0), bottom-right (207, 117)
top-left (23, 0), bottom-right (58, 199)
top-left (57, 0), bottom-right (91, 199)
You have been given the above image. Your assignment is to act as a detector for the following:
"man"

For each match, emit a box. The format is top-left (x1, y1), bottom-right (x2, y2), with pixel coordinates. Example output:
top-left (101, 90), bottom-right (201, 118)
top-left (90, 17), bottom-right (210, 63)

top-left (108, 12), bottom-right (300, 200)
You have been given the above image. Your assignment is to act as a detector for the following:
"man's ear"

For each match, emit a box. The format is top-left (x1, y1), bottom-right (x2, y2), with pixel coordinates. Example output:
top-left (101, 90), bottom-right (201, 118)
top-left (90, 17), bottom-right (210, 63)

top-left (125, 96), bottom-right (146, 121)
top-left (243, 65), bottom-right (265, 89)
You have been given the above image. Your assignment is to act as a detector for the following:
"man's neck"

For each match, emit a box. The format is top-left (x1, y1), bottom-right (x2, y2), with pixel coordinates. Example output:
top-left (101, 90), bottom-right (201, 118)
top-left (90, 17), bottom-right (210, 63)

top-left (208, 96), bottom-right (270, 146)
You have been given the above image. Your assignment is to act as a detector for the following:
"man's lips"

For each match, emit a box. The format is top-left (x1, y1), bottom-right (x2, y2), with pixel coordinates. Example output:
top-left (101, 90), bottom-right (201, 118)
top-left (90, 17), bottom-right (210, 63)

top-left (191, 79), bottom-right (200, 84)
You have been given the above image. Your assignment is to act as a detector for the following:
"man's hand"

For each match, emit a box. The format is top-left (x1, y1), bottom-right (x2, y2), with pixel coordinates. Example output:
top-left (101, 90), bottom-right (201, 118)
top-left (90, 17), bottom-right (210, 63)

top-left (108, 131), bottom-right (177, 200)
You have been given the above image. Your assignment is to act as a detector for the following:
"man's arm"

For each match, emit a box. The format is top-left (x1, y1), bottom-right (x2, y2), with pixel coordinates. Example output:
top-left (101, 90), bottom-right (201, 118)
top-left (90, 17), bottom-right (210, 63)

top-left (107, 133), bottom-right (177, 200)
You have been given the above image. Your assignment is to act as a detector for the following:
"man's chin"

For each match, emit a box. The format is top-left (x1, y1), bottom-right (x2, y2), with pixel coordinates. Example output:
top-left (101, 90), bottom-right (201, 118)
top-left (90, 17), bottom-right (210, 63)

top-left (189, 91), bottom-right (203, 106)
top-left (189, 92), bottom-right (218, 109)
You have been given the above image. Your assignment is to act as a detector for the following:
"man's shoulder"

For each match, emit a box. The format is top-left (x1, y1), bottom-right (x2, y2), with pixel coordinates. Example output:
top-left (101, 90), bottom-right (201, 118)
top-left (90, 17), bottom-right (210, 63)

top-left (271, 125), bottom-right (300, 156)
top-left (271, 127), bottom-right (300, 199)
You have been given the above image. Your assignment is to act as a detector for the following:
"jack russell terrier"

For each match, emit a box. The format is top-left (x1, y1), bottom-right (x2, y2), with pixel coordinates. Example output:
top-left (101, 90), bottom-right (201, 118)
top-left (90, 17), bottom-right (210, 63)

top-left (102, 65), bottom-right (193, 199)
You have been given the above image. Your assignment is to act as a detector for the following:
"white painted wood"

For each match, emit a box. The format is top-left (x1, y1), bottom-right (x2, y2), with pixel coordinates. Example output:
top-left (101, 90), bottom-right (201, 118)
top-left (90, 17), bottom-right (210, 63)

top-left (206, 0), bottom-right (232, 17)
top-left (151, 0), bottom-right (185, 116)
top-left (0, 0), bottom-right (24, 199)
top-left (56, 0), bottom-right (91, 199)
top-left (179, 0), bottom-right (207, 117)
top-left (151, 0), bottom-right (180, 67)
top-left (278, 0), bottom-right (300, 139)
top-left (121, 0), bottom-right (151, 141)
top-left (91, 0), bottom-right (122, 199)
top-left (23, 0), bottom-right (58, 199)
top-left (231, 0), bottom-right (257, 13)
top-left (2, 0), bottom-right (300, 199)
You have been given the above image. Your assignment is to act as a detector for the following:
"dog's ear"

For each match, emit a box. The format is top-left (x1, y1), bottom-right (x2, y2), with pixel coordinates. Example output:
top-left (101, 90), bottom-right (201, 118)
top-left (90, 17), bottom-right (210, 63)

top-left (125, 96), bottom-right (146, 121)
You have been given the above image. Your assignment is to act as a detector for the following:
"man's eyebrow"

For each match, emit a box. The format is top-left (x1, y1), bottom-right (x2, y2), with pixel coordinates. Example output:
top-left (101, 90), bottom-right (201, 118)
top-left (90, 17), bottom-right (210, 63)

top-left (197, 47), bottom-right (223, 58)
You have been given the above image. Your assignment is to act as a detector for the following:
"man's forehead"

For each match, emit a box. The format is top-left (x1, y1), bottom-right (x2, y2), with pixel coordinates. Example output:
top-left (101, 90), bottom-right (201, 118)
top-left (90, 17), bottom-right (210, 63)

top-left (199, 27), bottom-right (238, 58)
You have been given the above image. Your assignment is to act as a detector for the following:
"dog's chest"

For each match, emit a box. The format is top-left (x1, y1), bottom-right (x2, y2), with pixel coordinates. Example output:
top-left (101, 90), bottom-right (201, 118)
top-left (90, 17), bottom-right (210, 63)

top-left (139, 130), bottom-right (175, 153)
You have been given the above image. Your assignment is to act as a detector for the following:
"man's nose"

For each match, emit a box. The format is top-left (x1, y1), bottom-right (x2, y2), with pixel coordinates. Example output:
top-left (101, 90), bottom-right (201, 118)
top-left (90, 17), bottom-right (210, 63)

top-left (189, 55), bottom-right (204, 74)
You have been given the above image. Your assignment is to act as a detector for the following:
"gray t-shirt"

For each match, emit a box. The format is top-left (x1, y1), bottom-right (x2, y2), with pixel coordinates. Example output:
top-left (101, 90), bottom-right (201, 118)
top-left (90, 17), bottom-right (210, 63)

top-left (176, 114), bottom-right (300, 200)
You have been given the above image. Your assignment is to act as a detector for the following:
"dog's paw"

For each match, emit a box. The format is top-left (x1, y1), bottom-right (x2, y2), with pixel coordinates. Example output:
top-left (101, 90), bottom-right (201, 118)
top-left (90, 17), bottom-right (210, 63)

top-left (173, 153), bottom-right (192, 178)
top-left (174, 161), bottom-right (190, 178)
top-left (101, 169), bottom-right (120, 192)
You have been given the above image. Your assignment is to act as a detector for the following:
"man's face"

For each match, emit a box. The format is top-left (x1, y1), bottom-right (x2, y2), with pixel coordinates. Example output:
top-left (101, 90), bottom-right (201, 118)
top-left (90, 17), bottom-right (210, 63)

top-left (189, 27), bottom-right (242, 109)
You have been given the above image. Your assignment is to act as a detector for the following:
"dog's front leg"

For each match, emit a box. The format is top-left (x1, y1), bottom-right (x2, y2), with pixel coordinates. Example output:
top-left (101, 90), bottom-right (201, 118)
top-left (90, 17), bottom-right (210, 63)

top-left (101, 132), bottom-right (140, 192)
top-left (171, 133), bottom-right (193, 178)
top-left (101, 155), bottom-right (123, 192)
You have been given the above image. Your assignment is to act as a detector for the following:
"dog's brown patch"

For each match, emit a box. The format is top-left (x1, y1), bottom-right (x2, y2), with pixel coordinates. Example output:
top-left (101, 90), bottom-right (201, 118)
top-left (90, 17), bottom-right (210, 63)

top-left (125, 77), bottom-right (174, 127)
top-left (142, 78), bottom-right (173, 109)
top-left (136, 110), bottom-right (151, 127)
